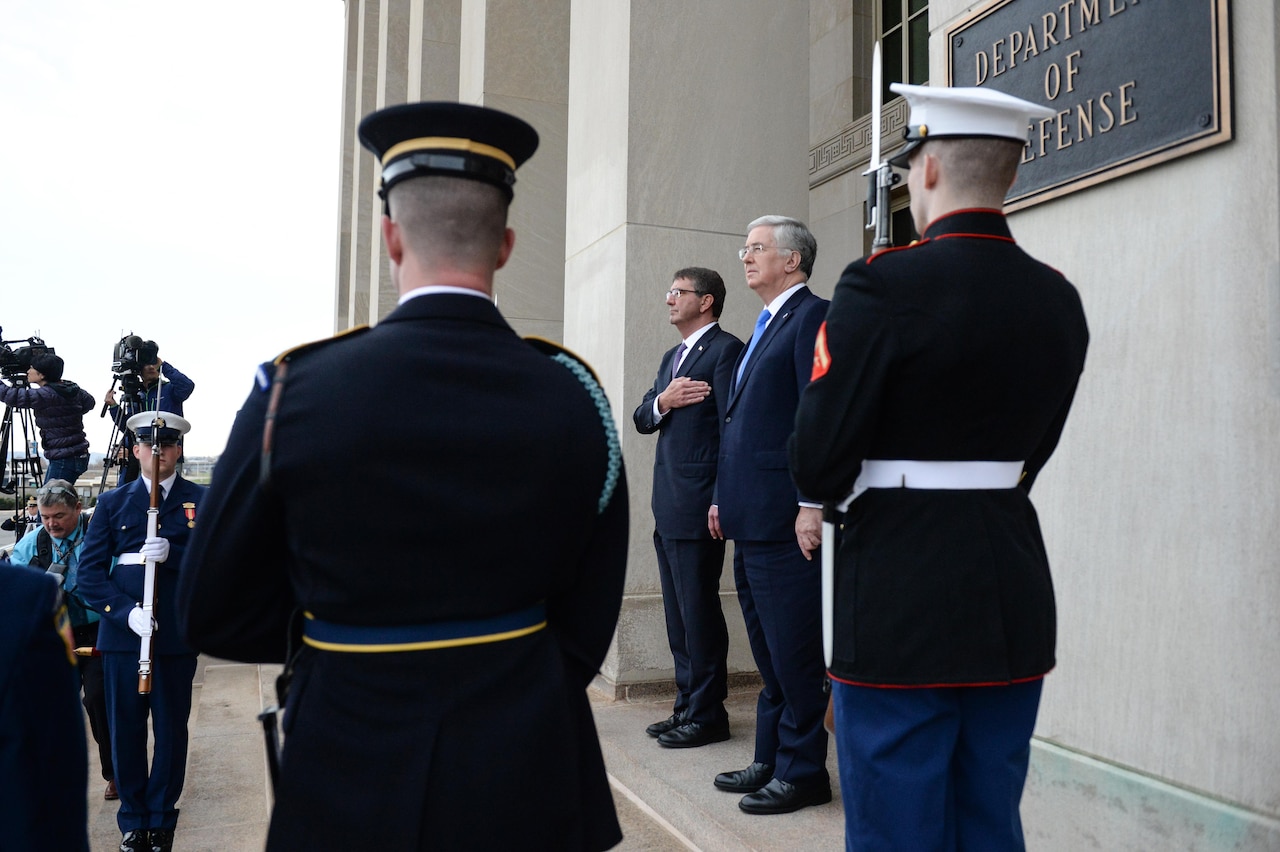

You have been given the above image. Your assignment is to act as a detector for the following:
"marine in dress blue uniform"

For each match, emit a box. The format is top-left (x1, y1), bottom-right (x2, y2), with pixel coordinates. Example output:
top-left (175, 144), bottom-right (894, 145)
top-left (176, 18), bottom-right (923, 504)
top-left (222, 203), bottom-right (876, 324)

top-left (0, 563), bottom-right (90, 852)
top-left (176, 102), bottom-right (629, 851)
top-left (790, 84), bottom-right (1090, 851)
top-left (77, 412), bottom-right (207, 852)
top-left (633, 267), bottom-right (743, 747)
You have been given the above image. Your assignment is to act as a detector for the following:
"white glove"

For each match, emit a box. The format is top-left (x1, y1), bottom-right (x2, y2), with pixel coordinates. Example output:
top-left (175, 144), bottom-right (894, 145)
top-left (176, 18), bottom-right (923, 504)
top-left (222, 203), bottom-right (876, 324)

top-left (128, 606), bottom-right (156, 637)
top-left (139, 536), bottom-right (170, 564)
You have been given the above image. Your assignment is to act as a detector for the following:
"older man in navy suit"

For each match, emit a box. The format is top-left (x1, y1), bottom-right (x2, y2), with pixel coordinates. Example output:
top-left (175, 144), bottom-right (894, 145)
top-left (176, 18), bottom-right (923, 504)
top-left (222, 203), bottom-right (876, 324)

top-left (709, 215), bottom-right (831, 815)
top-left (77, 412), bottom-right (207, 852)
top-left (634, 266), bottom-right (744, 748)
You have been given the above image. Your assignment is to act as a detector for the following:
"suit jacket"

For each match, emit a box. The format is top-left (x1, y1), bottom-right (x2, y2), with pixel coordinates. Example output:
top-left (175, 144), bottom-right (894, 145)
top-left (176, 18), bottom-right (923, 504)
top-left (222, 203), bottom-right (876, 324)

top-left (176, 293), bottom-right (629, 851)
top-left (77, 475), bottom-right (207, 655)
top-left (790, 209), bottom-right (1089, 686)
top-left (633, 323), bottom-right (743, 539)
top-left (716, 286), bottom-right (828, 542)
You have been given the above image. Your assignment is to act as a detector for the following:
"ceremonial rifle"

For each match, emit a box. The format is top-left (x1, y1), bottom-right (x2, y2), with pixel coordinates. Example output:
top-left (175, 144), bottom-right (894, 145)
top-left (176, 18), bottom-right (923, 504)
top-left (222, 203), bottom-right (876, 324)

top-left (863, 41), bottom-right (901, 254)
top-left (137, 411), bottom-right (162, 694)
top-left (822, 42), bottom-right (900, 670)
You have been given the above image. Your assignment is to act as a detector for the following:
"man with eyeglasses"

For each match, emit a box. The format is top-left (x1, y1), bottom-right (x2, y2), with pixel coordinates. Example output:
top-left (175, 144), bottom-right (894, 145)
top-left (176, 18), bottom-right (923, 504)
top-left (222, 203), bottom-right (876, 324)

top-left (8, 479), bottom-right (116, 802)
top-left (634, 267), bottom-right (744, 749)
top-left (710, 215), bottom-right (831, 815)
top-left (77, 412), bottom-right (207, 852)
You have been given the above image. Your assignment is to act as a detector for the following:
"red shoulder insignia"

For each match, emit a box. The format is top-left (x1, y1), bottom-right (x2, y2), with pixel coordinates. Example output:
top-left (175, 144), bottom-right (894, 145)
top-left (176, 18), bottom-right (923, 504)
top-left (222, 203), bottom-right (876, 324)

top-left (811, 321), bottom-right (831, 381)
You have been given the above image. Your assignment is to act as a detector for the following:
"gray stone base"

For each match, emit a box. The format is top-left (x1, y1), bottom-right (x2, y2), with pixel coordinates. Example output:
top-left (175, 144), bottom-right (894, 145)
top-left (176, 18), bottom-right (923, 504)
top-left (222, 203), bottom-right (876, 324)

top-left (1024, 740), bottom-right (1280, 850)
top-left (590, 671), bottom-right (764, 703)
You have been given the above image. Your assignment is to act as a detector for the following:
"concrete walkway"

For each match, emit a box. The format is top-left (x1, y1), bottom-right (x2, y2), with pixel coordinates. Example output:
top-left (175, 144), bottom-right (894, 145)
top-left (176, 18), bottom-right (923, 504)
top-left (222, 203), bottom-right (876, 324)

top-left (86, 660), bottom-right (844, 851)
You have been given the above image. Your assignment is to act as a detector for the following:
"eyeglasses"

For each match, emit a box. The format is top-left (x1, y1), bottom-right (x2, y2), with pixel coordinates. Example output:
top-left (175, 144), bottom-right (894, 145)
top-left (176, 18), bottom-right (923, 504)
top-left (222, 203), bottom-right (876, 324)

top-left (36, 485), bottom-right (76, 499)
top-left (666, 288), bottom-right (701, 299)
top-left (738, 243), bottom-right (795, 262)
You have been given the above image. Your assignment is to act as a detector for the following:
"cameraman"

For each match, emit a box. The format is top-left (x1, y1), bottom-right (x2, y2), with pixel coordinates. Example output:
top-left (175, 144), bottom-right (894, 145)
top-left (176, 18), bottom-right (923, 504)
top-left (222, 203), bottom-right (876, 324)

top-left (104, 342), bottom-right (194, 485)
top-left (0, 354), bottom-right (94, 485)
top-left (105, 341), bottom-right (194, 416)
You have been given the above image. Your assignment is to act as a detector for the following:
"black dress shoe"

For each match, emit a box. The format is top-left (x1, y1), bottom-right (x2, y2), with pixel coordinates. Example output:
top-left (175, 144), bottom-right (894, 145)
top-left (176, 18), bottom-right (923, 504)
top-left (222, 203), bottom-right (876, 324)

top-left (713, 762), bottom-right (775, 793)
top-left (657, 720), bottom-right (730, 749)
top-left (119, 830), bottom-right (149, 852)
top-left (645, 713), bottom-right (684, 738)
top-left (738, 777), bottom-right (833, 815)
top-left (148, 828), bottom-right (174, 852)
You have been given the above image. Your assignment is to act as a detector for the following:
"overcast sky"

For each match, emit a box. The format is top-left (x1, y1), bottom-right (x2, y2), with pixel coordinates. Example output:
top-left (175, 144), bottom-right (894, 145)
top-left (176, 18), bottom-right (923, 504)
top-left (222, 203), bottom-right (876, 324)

top-left (1, 1), bottom-right (345, 458)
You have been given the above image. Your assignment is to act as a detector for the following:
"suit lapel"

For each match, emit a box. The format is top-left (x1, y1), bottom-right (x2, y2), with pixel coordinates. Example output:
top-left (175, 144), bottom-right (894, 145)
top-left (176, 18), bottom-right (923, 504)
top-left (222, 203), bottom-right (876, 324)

top-left (677, 326), bottom-right (719, 378)
top-left (728, 288), bottom-right (810, 408)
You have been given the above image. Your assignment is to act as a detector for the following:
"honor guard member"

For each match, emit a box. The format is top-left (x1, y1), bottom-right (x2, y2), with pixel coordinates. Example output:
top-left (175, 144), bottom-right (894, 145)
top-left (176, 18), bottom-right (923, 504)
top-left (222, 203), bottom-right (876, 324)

top-left (790, 84), bottom-right (1089, 851)
top-left (177, 102), bottom-right (629, 852)
top-left (0, 563), bottom-right (90, 852)
top-left (77, 412), bottom-right (207, 852)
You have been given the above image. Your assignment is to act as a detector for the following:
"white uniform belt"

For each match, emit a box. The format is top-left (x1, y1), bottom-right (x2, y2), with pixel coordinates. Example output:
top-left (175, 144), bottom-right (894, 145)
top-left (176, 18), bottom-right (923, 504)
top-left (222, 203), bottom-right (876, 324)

top-left (838, 460), bottom-right (1024, 511)
top-left (117, 553), bottom-right (146, 565)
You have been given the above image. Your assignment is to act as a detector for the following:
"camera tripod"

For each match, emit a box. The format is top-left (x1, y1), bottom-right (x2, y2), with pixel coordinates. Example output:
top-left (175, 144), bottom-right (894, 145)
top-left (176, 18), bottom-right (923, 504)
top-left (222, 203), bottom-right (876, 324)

top-left (0, 400), bottom-right (43, 540)
top-left (98, 375), bottom-right (142, 492)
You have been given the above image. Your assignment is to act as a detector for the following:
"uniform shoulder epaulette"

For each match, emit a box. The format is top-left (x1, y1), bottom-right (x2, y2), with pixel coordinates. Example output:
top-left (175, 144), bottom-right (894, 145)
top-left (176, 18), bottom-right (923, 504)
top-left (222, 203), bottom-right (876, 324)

top-left (524, 336), bottom-right (621, 514)
top-left (274, 325), bottom-right (371, 366)
top-left (524, 336), bottom-right (601, 383)
top-left (866, 239), bottom-right (928, 264)
top-left (255, 325), bottom-right (371, 392)
top-left (257, 325), bottom-right (369, 488)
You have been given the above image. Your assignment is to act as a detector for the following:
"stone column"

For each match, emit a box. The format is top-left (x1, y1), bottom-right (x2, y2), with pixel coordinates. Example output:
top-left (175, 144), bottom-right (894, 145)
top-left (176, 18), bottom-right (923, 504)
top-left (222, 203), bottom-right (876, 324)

top-left (459, 0), bottom-right (571, 341)
top-left (336, 0), bottom-right (463, 331)
top-left (565, 1), bottom-right (810, 693)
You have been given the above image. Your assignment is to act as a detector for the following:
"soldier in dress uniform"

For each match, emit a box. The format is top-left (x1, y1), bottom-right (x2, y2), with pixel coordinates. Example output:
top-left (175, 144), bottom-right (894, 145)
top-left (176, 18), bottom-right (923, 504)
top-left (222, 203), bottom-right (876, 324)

top-left (790, 84), bottom-right (1090, 850)
top-left (177, 102), bottom-right (629, 851)
top-left (0, 563), bottom-right (90, 852)
top-left (77, 412), bottom-right (207, 852)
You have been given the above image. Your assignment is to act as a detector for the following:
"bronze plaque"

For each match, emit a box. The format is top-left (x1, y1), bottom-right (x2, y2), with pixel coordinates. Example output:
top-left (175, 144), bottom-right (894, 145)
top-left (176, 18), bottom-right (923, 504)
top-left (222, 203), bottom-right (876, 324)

top-left (947, 0), bottom-right (1231, 210)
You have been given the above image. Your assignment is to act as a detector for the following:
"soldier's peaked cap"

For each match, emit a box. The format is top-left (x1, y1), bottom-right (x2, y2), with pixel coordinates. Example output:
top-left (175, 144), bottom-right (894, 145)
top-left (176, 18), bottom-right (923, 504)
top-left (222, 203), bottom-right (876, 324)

top-left (127, 411), bottom-right (191, 443)
top-left (358, 101), bottom-right (539, 201)
top-left (888, 83), bottom-right (1055, 168)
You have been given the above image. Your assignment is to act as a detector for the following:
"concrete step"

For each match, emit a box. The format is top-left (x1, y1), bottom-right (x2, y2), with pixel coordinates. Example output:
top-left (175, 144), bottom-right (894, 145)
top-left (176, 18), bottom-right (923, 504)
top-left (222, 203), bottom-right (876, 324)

top-left (593, 690), bottom-right (844, 851)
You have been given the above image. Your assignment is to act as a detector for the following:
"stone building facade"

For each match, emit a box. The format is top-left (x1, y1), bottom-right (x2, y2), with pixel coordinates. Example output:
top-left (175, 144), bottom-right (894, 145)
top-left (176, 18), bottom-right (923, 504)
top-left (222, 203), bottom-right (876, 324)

top-left (332, 1), bottom-right (1280, 846)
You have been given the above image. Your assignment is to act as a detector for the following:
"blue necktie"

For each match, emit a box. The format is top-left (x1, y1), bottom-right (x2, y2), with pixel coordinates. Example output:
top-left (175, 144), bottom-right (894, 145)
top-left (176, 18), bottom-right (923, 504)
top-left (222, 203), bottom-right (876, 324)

top-left (736, 308), bottom-right (772, 385)
top-left (672, 343), bottom-right (687, 380)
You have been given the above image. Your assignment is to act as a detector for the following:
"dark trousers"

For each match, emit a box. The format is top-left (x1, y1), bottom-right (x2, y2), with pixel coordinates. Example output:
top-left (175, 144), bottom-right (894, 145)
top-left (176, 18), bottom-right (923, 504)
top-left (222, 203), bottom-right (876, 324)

top-left (733, 540), bottom-right (828, 785)
top-left (653, 531), bottom-right (729, 724)
top-left (73, 623), bottom-right (112, 780)
top-left (104, 651), bottom-right (198, 832)
top-left (832, 678), bottom-right (1043, 851)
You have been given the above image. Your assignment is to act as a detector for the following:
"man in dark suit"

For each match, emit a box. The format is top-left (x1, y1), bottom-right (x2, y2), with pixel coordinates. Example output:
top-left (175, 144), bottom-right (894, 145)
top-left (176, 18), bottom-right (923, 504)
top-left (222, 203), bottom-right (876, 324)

top-left (709, 215), bottom-right (831, 814)
top-left (0, 563), bottom-right (90, 852)
top-left (790, 84), bottom-right (1089, 850)
top-left (176, 102), bottom-right (629, 852)
top-left (77, 411), bottom-right (207, 852)
top-left (634, 266), bottom-right (743, 748)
